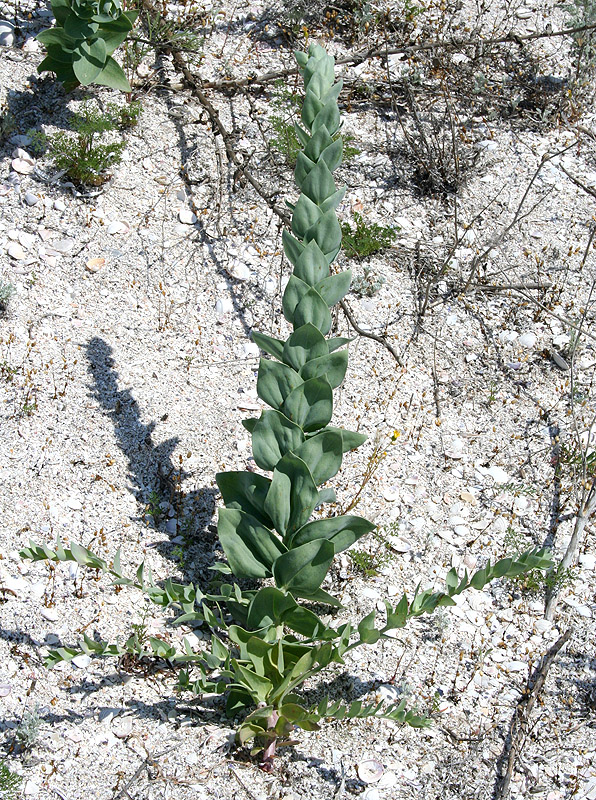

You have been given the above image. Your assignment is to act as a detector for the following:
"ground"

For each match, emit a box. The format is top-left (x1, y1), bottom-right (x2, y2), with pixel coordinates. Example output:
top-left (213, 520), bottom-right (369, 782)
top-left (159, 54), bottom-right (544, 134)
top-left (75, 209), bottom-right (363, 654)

top-left (1, 0), bottom-right (596, 798)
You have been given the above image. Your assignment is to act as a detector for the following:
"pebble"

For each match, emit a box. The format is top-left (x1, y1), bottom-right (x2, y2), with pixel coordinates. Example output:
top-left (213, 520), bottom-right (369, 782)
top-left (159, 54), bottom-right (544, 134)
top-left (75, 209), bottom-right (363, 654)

top-left (7, 242), bottom-right (24, 260)
top-left (86, 257), bottom-right (105, 273)
top-left (22, 37), bottom-right (39, 53)
top-left (486, 465), bottom-right (510, 484)
top-left (264, 277), bottom-right (277, 295)
top-left (24, 191), bottom-right (39, 206)
top-left (41, 607), bottom-right (60, 622)
top-left (229, 260), bottom-right (251, 281)
top-left (579, 554), bottom-right (596, 570)
top-left (0, 684), bottom-right (12, 696)
top-left (72, 654), bottom-right (92, 669)
top-left (12, 157), bottom-right (34, 175)
top-left (0, 20), bottom-right (14, 46)
top-left (383, 488), bottom-right (398, 501)
top-left (515, 7), bottom-right (532, 18)
top-left (53, 238), bottom-right (75, 254)
top-left (243, 342), bottom-right (259, 357)
top-left (112, 717), bottom-right (133, 738)
top-left (107, 221), bottom-right (129, 235)
top-left (363, 790), bottom-right (380, 800)
top-left (518, 332), bottom-right (536, 348)
top-left (54, 199), bottom-right (66, 211)
top-left (23, 780), bottom-right (40, 796)
top-left (552, 351), bottom-right (570, 371)
top-left (178, 207), bottom-right (197, 224)
top-left (445, 437), bottom-right (465, 459)
top-left (215, 297), bottom-right (233, 315)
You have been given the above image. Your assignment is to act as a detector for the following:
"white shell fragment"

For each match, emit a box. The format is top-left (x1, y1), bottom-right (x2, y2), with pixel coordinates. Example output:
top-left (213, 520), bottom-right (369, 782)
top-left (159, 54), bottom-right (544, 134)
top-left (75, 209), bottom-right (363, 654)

top-left (357, 760), bottom-right (384, 784)
top-left (12, 158), bottom-right (34, 175)
top-left (7, 242), bottom-right (25, 260)
top-left (178, 207), bottom-right (197, 225)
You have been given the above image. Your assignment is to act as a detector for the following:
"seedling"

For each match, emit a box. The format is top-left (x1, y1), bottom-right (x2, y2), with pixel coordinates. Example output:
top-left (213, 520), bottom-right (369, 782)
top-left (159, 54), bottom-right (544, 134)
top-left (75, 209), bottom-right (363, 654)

top-left (0, 761), bottom-right (21, 800)
top-left (341, 212), bottom-right (398, 259)
top-left (0, 280), bottom-right (15, 315)
top-left (28, 101), bottom-right (139, 187)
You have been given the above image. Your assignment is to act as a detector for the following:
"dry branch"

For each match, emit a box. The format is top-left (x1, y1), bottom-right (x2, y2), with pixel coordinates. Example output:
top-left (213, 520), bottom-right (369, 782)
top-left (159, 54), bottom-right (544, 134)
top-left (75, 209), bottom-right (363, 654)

top-left (495, 628), bottom-right (573, 800)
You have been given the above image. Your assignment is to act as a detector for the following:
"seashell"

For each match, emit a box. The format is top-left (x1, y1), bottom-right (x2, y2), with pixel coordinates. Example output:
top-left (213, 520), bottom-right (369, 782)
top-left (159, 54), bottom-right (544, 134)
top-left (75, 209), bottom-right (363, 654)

top-left (357, 760), bottom-right (384, 784)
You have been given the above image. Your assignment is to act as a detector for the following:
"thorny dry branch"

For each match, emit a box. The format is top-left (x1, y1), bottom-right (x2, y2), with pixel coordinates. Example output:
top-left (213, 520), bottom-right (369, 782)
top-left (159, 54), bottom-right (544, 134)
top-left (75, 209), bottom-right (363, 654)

top-left (494, 628), bottom-right (573, 800)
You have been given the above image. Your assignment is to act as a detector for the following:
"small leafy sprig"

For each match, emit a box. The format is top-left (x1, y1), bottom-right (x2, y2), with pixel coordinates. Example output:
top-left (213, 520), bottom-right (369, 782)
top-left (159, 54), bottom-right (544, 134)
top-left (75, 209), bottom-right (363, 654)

top-left (36, 0), bottom-right (138, 92)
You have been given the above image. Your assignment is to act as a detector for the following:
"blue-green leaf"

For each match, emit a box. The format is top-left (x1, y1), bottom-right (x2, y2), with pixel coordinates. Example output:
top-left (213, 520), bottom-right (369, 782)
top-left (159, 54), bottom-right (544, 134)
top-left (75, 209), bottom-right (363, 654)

top-left (315, 270), bottom-right (351, 307)
top-left (282, 274), bottom-right (310, 325)
top-left (218, 508), bottom-right (286, 579)
top-left (216, 471), bottom-right (273, 528)
top-left (264, 452), bottom-right (318, 538)
top-left (305, 210), bottom-right (342, 262)
top-left (301, 160), bottom-right (336, 206)
top-left (293, 240), bottom-right (329, 286)
top-left (300, 350), bottom-right (348, 389)
top-left (304, 126), bottom-right (334, 162)
top-left (282, 323), bottom-right (329, 371)
top-left (252, 410), bottom-right (304, 471)
top-left (73, 36), bottom-right (106, 85)
top-left (282, 376), bottom-right (333, 432)
top-left (251, 331), bottom-right (285, 361)
top-left (292, 194), bottom-right (322, 239)
top-left (257, 358), bottom-right (302, 410)
top-left (293, 287), bottom-right (332, 335)
top-left (94, 55), bottom-right (131, 91)
top-left (273, 539), bottom-right (334, 595)
top-left (289, 514), bottom-right (375, 552)
top-left (294, 429), bottom-right (343, 485)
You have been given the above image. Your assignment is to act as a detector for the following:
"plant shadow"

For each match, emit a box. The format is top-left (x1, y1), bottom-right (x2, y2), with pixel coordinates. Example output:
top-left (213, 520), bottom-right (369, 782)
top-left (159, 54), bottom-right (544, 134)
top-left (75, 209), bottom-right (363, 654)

top-left (85, 336), bottom-right (218, 582)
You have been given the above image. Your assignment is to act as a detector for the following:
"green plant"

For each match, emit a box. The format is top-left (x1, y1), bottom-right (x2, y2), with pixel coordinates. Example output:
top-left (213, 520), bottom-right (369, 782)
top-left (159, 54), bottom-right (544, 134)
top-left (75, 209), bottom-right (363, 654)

top-left (36, 0), bottom-right (138, 92)
top-left (0, 761), bottom-right (21, 800)
top-left (341, 212), bottom-right (398, 259)
top-left (0, 102), bottom-right (16, 143)
top-left (20, 44), bottom-right (554, 770)
top-left (566, 0), bottom-right (596, 89)
top-left (349, 527), bottom-right (396, 576)
top-left (269, 81), bottom-right (359, 167)
top-left (15, 706), bottom-right (42, 751)
top-left (0, 281), bottom-right (15, 315)
top-left (145, 490), bottom-right (164, 526)
top-left (29, 102), bottom-right (128, 186)
top-left (351, 265), bottom-right (387, 297)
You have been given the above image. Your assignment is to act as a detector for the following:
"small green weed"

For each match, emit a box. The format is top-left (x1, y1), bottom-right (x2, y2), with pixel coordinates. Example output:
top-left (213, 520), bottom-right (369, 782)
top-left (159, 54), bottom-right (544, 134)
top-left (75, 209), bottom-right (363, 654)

top-left (349, 527), bottom-right (396, 577)
top-left (503, 527), bottom-right (577, 596)
top-left (0, 280), bottom-right (15, 314)
top-left (566, 0), bottom-right (596, 90)
top-left (15, 706), bottom-right (42, 751)
top-left (145, 490), bottom-right (164, 527)
top-left (0, 101), bottom-right (16, 143)
top-left (28, 101), bottom-right (140, 187)
top-left (351, 265), bottom-right (387, 297)
top-left (341, 212), bottom-right (398, 259)
top-left (0, 760), bottom-right (21, 800)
